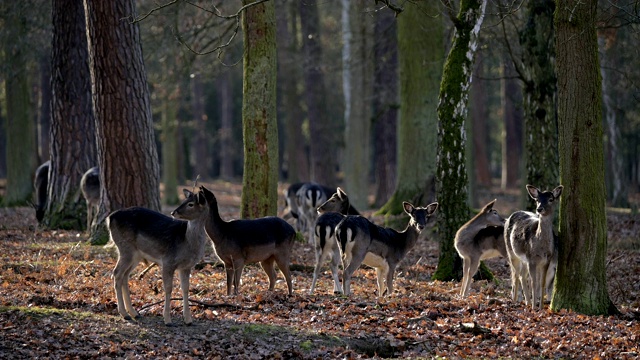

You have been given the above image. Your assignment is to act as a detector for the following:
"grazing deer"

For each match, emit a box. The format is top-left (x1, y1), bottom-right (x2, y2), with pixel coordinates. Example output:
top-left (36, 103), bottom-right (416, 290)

top-left (310, 187), bottom-right (360, 294)
top-left (336, 201), bottom-right (438, 296)
top-left (199, 185), bottom-right (295, 295)
top-left (505, 184), bottom-right (563, 309)
top-left (106, 188), bottom-right (209, 325)
top-left (33, 160), bottom-right (50, 223)
top-left (454, 199), bottom-right (506, 298)
top-left (80, 166), bottom-right (100, 231)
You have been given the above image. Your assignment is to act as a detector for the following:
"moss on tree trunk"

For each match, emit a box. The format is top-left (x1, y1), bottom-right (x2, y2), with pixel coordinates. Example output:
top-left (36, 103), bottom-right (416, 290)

top-left (433, 0), bottom-right (486, 281)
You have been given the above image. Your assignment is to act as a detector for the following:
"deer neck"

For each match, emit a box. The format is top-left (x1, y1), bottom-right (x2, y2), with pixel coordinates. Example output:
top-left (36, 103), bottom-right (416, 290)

top-left (400, 221), bottom-right (421, 249)
top-left (456, 219), bottom-right (488, 241)
top-left (536, 213), bottom-right (555, 241)
top-left (205, 199), bottom-right (227, 241)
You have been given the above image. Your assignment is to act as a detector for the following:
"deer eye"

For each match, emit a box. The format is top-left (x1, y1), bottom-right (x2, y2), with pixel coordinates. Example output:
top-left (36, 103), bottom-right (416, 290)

top-left (549, 198), bottom-right (554, 203)
top-left (188, 202), bottom-right (194, 207)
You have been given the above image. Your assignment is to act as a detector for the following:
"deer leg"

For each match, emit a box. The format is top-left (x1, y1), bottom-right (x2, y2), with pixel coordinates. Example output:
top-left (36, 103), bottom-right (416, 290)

top-left (178, 269), bottom-right (192, 325)
top-left (260, 258), bottom-right (277, 291)
top-left (275, 256), bottom-right (293, 295)
top-left (527, 262), bottom-right (539, 310)
top-left (161, 267), bottom-right (175, 325)
top-left (233, 260), bottom-right (245, 295)
top-left (310, 246), bottom-right (330, 295)
top-left (224, 263), bottom-right (235, 296)
top-left (329, 246), bottom-right (342, 294)
top-left (385, 264), bottom-right (396, 296)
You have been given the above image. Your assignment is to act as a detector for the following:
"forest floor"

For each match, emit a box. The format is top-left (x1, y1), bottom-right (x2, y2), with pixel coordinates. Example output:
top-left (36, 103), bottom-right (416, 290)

top-left (1, 180), bottom-right (639, 359)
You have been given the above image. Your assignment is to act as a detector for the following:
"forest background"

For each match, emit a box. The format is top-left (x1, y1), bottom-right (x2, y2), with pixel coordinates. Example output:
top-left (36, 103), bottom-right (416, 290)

top-left (0, 0), bottom-right (639, 357)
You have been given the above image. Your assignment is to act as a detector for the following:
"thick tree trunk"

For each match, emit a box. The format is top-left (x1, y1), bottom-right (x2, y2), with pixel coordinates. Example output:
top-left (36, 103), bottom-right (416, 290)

top-left (299, 0), bottom-right (337, 188)
top-left (342, 0), bottom-right (372, 210)
top-left (85, 0), bottom-right (161, 243)
top-left (552, 0), bottom-right (617, 315)
top-left (240, 0), bottom-right (278, 218)
top-left (377, 1), bottom-right (443, 216)
top-left (433, 0), bottom-right (487, 281)
top-left (519, 0), bottom-right (558, 210)
top-left (47, 0), bottom-right (96, 230)
top-left (3, 3), bottom-right (37, 206)
top-left (372, 8), bottom-right (398, 207)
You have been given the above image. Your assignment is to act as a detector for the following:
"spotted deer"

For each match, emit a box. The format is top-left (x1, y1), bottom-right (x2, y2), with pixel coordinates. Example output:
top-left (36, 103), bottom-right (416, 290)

top-left (336, 201), bottom-right (438, 296)
top-left (310, 187), bottom-right (359, 294)
top-left (505, 184), bottom-right (563, 309)
top-left (455, 199), bottom-right (506, 297)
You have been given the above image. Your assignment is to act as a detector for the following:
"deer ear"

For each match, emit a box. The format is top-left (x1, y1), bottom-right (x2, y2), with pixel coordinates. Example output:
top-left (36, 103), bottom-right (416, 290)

top-left (526, 185), bottom-right (539, 200)
top-left (403, 202), bottom-right (415, 215)
top-left (425, 202), bottom-right (438, 216)
top-left (337, 187), bottom-right (347, 199)
top-left (553, 185), bottom-right (564, 199)
top-left (483, 199), bottom-right (496, 212)
top-left (183, 189), bottom-right (192, 198)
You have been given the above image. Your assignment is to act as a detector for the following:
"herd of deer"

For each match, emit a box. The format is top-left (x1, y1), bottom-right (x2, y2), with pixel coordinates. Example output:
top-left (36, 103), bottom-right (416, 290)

top-left (33, 162), bottom-right (563, 325)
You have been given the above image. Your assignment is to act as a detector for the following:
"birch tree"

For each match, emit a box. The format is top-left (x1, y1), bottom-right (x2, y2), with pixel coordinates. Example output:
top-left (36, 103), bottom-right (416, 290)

top-left (433, 0), bottom-right (487, 281)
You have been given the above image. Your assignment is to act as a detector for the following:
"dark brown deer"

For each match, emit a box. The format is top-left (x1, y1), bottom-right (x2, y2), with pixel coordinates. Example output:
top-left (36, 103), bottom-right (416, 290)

top-left (199, 185), bottom-right (296, 295)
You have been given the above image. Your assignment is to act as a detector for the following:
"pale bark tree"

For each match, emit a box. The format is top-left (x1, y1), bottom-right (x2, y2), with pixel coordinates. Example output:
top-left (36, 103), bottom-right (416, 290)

top-left (190, 72), bottom-right (210, 180)
top-left (46, 0), bottom-right (96, 230)
top-left (2, 2), bottom-right (38, 206)
top-left (342, 0), bottom-right (372, 210)
top-left (377, 1), bottom-right (444, 216)
top-left (240, 0), bottom-right (278, 218)
top-left (433, 0), bottom-right (487, 281)
top-left (219, 69), bottom-right (235, 180)
top-left (372, 7), bottom-right (398, 207)
top-left (85, 0), bottom-right (161, 243)
top-left (552, 0), bottom-right (617, 315)
top-left (299, 0), bottom-right (337, 188)
top-left (470, 56), bottom-right (491, 189)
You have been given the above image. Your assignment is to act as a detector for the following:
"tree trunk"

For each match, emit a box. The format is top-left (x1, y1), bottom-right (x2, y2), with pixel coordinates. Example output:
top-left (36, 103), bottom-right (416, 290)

top-left (240, 0), bottom-right (278, 218)
top-left (219, 69), bottom-right (235, 181)
top-left (552, 0), bottom-right (617, 315)
top-left (2, 2), bottom-right (38, 206)
top-left (38, 54), bottom-right (52, 164)
top-left (47, 0), bottom-right (96, 230)
top-left (519, 0), bottom-right (558, 210)
top-left (599, 27), bottom-right (628, 207)
top-left (85, 0), bottom-right (161, 243)
top-left (372, 8), bottom-right (398, 208)
top-left (161, 87), bottom-right (180, 206)
top-left (342, 0), bottom-right (372, 210)
top-left (377, 1), bottom-right (444, 216)
top-left (190, 72), bottom-right (210, 181)
top-left (277, 0), bottom-right (307, 183)
top-left (433, 0), bottom-right (487, 281)
top-left (470, 56), bottom-right (491, 189)
top-left (501, 58), bottom-right (522, 190)
top-left (299, 0), bottom-right (337, 188)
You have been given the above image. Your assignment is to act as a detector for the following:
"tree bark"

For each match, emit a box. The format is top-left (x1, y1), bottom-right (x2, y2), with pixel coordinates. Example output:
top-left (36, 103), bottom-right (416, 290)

top-left (161, 86), bottom-right (180, 206)
top-left (38, 54), bottom-right (52, 164)
top-left (377, 1), bottom-right (443, 216)
top-left (433, 0), bottom-right (487, 281)
top-left (240, 0), bottom-right (278, 218)
top-left (552, 0), bottom-right (617, 315)
top-left (470, 56), bottom-right (491, 189)
top-left (219, 69), bottom-right (235, 181)
top-left (372, 8), bottom-right (398, 207)
top-left (47, 0), bottom-right (96, 230)
top-left (2, 2), bottom-right (38, 206)
top-left (501, 58), bottom-right (522, 189)
top-left (190, 72), bottom-right (210, 181)
top-left (299, 0), bottom-right (337, 188)
top-left (85, 0), bottom-right (161, 243)
top-left (519, 0), bottom-right (558, 210)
